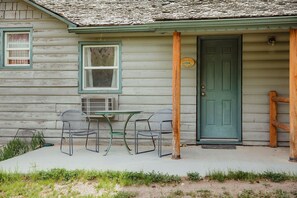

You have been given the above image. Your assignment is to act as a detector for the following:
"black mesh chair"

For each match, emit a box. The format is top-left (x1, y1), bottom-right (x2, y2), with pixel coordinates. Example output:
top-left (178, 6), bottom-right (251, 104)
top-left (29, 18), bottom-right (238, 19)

top-left (60, 110), bottom-right (99, 156)
top-left (134, 109), bottom-right (172, 157)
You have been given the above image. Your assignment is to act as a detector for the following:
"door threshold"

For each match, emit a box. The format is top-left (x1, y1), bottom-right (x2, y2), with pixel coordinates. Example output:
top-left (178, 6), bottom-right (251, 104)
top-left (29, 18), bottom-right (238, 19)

top-left (201, 144), bottom-right (236, 149)
top-left (198, 139), bottom-right (242, 145)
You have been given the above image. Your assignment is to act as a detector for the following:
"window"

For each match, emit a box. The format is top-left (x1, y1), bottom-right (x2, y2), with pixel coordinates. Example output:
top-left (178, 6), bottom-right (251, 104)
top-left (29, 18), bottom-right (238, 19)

top-left (1, 29), bottom-right (32, 68)
top-left (79, 42), bottom-right (121, 93)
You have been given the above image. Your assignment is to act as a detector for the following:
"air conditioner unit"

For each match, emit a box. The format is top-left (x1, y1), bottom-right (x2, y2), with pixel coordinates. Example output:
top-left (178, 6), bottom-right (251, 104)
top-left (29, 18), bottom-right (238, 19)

top-left (81, 97), bottom-right (114, 117)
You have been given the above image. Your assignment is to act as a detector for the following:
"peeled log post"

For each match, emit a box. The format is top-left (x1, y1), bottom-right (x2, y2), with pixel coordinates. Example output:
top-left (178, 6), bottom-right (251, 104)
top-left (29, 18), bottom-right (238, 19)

top-left (272, 121), bottom-right (290, 133)
top-left (289, 29), bottom-right (297, 162)
top-left (272, 96), bottom-right (290, 103)
top-left (269, 91), bottom-right (278, 148)
top-left (172, 32), bottom-right (181, 160)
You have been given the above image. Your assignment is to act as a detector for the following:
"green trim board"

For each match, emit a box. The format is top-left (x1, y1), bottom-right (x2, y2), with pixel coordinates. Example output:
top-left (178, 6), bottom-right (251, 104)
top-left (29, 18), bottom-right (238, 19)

top-left (197, 35), bottom-right (242, 143)
top-left (23, 0), bottom-right (77, 28)
top-left (68, 16), bottom-right (297, 33)
top-left (78, 41), bottom-right (122, 94)
top-left (0, 27), bottom-right (33, 70)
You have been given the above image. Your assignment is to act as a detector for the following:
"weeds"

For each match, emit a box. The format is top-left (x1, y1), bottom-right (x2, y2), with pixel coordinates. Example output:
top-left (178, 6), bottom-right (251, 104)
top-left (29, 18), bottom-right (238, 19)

top-left (238, 189), bottom-right (291, 198)
top-left (196, 190), bottom-right (212, 198)
top-left (31, 168), bottom-right (81, 181)
top-left (0, 169), bottom-right (181, 197)
top-left (261, 171), bottom-right (290, 182)
top-left (207, 170), bottom-right (227, 182)
top-left (0, 131), bottom-right (45, 162)
top-left (167, 190), bottom-right (184, 198)
top-left (187, 172), bottom-right (202, 181)
top-left (0, 138), bottom-right (30, 161)
top-left (0, 169), bottom-right (296, 197)
top-left (30, 131), bottom-right (45, 149)
top-left (4, 169), bottom-right (181, 185)
top-left (113, 191), bottom-right (138, 198)
top-left (206, 170), bottom-right (297, 183)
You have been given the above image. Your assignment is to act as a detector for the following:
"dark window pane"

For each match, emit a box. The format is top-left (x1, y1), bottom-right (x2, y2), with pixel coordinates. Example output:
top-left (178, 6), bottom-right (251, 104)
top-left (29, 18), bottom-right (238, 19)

top-left (85, 69), bottom-right (117, 88)
top-left (84, 47), bottom-right (116, 67)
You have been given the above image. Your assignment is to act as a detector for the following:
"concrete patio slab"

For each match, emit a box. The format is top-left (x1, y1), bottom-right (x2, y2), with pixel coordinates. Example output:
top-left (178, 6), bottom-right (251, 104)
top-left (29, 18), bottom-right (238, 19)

top-left (0, 145), bottom-right (296, 176)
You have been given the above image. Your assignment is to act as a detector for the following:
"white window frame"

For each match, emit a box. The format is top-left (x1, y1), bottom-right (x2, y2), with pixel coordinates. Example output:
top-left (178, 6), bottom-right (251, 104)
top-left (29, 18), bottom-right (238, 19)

top-left (80, 43), bottom-right (121, 93)
top-left (4, 31), bottom-right (31, 67)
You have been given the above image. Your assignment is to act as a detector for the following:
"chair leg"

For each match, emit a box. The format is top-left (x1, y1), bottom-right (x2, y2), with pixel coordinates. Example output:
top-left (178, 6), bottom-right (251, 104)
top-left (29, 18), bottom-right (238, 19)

top-left (151, 136), bottom-right (156, 150)
top-left (158, 133), bottom-right (172, 158)
top-left (60, 129), bottom-right (64, 152)
top-left (96, 131), bottom-right (99, 152)
top-left (135, 134), bottom-right (157, 155)
top-left (104, 134), bottom-right (113, 156)
top-left (85, 133), bottom-right (89, 149)
top-left (85, 133), bottom-right (100, 153)
top-left (135, 133), bottom-right (139, 154)
top-left (158, 134), bottom-right (161, 157)
top-left (69, 133), bottom-right (73, 156)
top-left (60, 129), bottom-right (73, 156)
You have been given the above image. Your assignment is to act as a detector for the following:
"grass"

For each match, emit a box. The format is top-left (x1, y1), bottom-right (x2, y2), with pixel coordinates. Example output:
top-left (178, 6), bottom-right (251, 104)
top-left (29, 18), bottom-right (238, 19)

top-left (206, 170), bottom-right (297, 183)
top-left (0, 169), bottom-right (296, 197)
top-left (237, 189), bottom-right (291, 198)
top-left (0, 169), bottom-right (181, 197)
top-left (187, 172), bottom-right (202, 181)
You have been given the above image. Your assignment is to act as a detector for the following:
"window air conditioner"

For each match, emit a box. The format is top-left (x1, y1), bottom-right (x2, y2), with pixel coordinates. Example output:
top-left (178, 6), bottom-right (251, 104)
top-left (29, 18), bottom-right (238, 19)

top-left (81, 97), bottom-right (114, 117)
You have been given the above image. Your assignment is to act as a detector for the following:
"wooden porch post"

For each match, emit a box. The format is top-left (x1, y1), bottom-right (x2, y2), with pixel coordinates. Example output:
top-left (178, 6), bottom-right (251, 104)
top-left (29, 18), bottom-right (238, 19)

top-left (172, 31), bottom-right (181, 159)
top-left (289, 29), bottom-right (297, 162)
top-left (269, 91), bottom-right (278, 148)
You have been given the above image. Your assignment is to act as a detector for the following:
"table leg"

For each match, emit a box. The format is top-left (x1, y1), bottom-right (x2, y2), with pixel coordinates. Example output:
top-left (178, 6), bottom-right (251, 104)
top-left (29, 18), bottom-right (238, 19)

top-left (102, 113), bottom-right (136, 155)
top-left (122, 113), bottom-right (135, 153)
top-left (102, 115), bottom-right (113, 156)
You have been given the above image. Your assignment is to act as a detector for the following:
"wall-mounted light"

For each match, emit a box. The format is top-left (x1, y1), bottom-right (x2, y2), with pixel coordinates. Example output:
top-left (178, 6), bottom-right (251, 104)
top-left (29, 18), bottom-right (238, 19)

top-left (268, 36), bottom-right (276, 46)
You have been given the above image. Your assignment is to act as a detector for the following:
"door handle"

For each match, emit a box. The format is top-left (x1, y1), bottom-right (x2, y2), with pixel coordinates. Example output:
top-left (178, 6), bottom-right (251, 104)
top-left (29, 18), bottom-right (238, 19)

top-left (201, 92), bottom-right (206, 96)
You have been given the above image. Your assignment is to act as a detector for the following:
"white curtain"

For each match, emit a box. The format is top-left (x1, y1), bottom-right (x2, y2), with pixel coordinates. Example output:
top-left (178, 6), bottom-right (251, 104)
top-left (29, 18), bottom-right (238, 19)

top-left (85, 48), bottom-right (93, 88)
top-left (6, 33), bottom-right (29, 65)
top-left (111, 48), bottom-right (117, 88)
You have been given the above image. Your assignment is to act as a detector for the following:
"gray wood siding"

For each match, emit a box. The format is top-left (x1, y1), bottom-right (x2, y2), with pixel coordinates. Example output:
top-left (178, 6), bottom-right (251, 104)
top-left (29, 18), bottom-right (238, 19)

top-left (0, 0), bottom-right (290, 146)
top-left (0, 0), bottom-right (81, 142)
top-left (242, 32), bottom-right (289, 146)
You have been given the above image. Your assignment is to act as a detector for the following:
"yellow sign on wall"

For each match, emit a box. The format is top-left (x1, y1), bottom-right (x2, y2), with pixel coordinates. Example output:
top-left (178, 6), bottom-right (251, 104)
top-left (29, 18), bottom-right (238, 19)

top-left (181, 57), bottom-right (195, 69)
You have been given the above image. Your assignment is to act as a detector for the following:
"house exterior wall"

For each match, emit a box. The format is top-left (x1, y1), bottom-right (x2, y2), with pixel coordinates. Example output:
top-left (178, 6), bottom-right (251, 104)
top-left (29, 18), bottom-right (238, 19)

top-left (0, 0), bottom-right (290, 146)
top-left (0, 0), bottom-right (81, 142)
top-left (242, 33), bottom-right (289, 146)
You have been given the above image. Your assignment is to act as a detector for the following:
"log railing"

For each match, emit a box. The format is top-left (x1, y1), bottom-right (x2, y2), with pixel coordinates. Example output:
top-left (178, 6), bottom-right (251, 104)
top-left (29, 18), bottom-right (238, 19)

top-left (269, 90), bottom-right (290, 147)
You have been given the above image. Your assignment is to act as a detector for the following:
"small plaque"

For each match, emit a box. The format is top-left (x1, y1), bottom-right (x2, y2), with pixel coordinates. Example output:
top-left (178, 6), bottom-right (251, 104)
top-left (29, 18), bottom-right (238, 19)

top-left (181, 57), bottom-right (195, 69)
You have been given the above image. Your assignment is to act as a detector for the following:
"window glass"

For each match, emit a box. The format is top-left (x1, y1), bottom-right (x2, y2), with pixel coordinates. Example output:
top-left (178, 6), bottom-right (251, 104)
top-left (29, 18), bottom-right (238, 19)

top-left (84, 47), bottom-right (117, 67)
top-left (82, 45), bottom-right (119, 91)
top-left (4, 32), bottom-right (30, 66)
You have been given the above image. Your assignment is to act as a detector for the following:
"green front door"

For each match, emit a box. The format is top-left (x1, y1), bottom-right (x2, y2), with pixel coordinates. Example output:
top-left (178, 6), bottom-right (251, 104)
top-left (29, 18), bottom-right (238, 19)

top-left (198, 37), bottom-right (241, 142)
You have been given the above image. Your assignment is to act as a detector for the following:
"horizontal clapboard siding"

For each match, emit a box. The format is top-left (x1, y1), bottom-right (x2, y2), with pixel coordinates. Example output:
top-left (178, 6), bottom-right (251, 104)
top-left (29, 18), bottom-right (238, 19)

top-left (119, 36), bottom-right (197, 143)
top-left (242, 32), bottom-right (289, 145)
top-left (0, 0), bottom-right (80, 143)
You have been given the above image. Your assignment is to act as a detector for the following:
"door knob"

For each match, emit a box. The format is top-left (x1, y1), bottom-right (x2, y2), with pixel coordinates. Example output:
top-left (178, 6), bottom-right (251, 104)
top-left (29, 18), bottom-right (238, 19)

top-left (201, 85), bottom-right (205, 89)
top-left (201, 92), bottom-right (206, 96)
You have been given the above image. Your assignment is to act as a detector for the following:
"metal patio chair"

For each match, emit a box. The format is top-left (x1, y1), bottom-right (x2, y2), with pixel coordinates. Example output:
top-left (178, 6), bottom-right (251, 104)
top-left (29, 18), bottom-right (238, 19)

top-left (134, 109), bottom-right (172, 157)
top-left (60, 109), bottom-right (99, 156)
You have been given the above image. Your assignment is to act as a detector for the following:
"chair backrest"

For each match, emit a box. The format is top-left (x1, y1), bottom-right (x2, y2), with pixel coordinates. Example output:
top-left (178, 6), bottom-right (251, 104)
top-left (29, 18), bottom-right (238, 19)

top-left (148, 109), bottom-right (172, 131)
top-left (61, 110), bottom-right (89, 130)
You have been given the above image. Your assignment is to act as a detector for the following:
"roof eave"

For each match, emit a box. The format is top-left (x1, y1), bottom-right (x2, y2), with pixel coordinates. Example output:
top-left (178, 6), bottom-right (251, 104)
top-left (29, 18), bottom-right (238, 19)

top-left (68, 16), bottom-right (297, 34)
top-left (23, 0), bottom-right (77, 28)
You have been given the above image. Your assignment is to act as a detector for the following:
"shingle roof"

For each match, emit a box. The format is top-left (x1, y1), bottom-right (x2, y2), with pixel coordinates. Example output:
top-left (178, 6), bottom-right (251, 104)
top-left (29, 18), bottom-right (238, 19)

top-left (29, 0), bottom-right (297, 26)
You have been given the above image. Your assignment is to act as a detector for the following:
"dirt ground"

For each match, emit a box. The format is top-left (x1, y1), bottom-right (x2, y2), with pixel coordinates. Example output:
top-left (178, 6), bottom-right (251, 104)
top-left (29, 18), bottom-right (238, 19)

top-left (58, 179), bottom-right (297, 197)
top-left (122, 180), bottom-right (297, 197)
